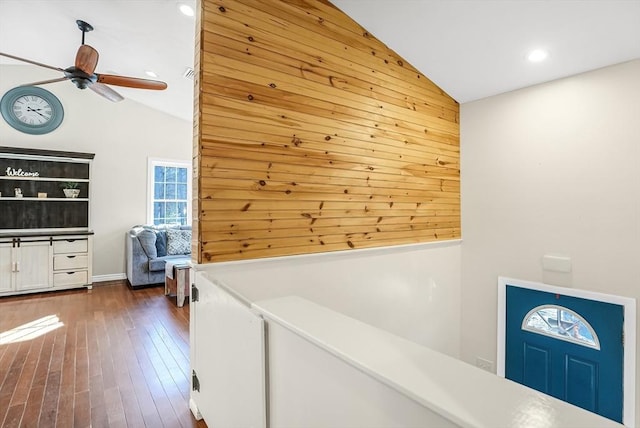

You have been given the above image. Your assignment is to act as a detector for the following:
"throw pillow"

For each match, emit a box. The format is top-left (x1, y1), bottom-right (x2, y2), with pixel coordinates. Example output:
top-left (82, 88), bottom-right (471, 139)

top-left (167, 229), bottom-right (191, 255)
top-left (138, 229), bottom-right (158, 259)
top-left (155, 230), bottom-right (168, 257)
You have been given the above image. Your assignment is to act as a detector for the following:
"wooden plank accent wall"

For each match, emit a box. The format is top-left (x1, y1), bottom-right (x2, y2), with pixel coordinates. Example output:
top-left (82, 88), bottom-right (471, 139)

top-left (193, 0), bottom-right (460, 263)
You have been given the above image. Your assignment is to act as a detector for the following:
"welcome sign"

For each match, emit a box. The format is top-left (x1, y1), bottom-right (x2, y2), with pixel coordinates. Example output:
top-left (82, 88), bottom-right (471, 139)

top-left (4, 167), bottom-right (40, 177)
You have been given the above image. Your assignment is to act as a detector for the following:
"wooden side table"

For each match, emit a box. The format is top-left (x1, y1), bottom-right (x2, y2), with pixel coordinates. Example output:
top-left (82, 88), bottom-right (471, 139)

top-left (165, 263), bottom-right (190, 307)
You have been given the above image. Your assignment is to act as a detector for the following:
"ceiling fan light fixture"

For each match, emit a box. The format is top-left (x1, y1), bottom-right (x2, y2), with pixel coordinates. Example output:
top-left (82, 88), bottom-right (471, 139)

top-left (527, 48), bottom-right (548, 63)
top-left (178, 3), bottom-right (195, 17)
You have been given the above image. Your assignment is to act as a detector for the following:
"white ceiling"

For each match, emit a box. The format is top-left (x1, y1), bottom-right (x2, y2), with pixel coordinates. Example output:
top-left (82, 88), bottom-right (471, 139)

top-left (0, 0), bottom-right (197, 121)
top-left (333, 0), bottom-right (640, 103)
top-left (1, 0), bottom-right (639, 122)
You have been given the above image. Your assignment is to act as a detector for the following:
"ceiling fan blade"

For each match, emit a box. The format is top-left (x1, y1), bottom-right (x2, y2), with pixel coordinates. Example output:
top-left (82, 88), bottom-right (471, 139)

top-left (97, 74), bottom-right (167, 90)
top-left (88, 82), bottom-right (124, 102)
top-left (0, 52), bottom-right (64, 72)
top-left (75, 45), bottom-right (99, 75)
top-left (20, 77), bottom-right (69, 87)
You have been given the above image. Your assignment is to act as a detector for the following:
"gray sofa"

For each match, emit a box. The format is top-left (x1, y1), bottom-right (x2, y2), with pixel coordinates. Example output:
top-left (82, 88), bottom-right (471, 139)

top-left (126, 225), bottom-right (192, 288)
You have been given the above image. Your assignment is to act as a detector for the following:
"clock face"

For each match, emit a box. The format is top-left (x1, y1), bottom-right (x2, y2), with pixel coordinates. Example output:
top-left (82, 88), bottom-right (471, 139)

top-left (13, 95), bottom-right (53, 125)
top-left (0, 86), bottom-right (64, 135)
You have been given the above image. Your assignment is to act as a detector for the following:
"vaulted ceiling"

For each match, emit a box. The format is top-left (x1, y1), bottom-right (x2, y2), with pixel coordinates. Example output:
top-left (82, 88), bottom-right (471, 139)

top-left (1, 0), bottom-right (638, 122)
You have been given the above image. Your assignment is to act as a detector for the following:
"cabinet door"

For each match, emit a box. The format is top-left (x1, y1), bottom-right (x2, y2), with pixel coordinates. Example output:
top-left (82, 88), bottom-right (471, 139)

top-left (15, 241), bottom-right (52, 291)
top-left (0, 243), bottom-right (14, 293)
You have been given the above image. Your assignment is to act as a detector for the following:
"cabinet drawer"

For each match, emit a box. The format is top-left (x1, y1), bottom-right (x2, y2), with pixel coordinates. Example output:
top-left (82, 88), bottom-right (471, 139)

top-left (54, 270), bottom-right (88, 287)
top-left (54, 254), bottom-right (88, 270)
top-left (54, 239), bottom-right (88, 254)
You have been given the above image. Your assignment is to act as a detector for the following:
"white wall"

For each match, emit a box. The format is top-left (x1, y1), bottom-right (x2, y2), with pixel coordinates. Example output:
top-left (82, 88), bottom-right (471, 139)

top-left (0, 65), bottom-right (192, 278)
top-left (461, 59), bottom-right (640, 421)
top-left (202, 241), bottom-right (462, 357)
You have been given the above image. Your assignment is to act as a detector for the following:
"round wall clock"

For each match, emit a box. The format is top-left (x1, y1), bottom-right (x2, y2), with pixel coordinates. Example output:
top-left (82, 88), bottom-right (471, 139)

top-left (0, 86), bottom-right (64, 135)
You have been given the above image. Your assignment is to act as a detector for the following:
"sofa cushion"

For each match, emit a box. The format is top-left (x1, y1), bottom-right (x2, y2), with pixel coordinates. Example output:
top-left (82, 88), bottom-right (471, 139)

top-left (137, 229), bottom-right (158, 259)
top-left (167, 229), bottom-right (191, 255)
top-left (149, 255), bottom-right (191, 272)
top-left (155, 230), bottom-right (168, 257)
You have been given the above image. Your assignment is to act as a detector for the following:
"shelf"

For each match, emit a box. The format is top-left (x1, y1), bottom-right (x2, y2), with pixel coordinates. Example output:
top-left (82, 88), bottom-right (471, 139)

top-left (0, 197), bottom-right (89, 201)
top-left (1, 149), bottom-right (92, 230)
top-left (0, 176), bottom-right (90, 182)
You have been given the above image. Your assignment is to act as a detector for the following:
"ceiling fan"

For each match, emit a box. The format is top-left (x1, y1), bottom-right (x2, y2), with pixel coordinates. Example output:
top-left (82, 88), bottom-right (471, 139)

top-left (0, 20), bottom-right (167, 102)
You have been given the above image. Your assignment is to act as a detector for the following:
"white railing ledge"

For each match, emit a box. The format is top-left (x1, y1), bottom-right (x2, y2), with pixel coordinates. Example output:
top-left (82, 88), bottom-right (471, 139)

top-left (253, 296), bottom-right (623, 428)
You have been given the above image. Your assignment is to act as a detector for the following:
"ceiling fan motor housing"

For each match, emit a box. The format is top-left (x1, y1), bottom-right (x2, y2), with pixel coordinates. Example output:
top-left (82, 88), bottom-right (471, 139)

top-left (64, 66), bottom-right (97, 89)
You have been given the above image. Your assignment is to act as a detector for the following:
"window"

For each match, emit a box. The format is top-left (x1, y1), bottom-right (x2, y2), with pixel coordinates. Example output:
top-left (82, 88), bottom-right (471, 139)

top-left (147, 158), bottom-right (191, 226)
top-left (522, 305), bottom-right (600, 350)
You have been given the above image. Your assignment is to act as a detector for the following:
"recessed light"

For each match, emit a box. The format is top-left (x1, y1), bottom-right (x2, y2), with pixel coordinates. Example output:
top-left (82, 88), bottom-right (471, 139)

top-left (527, 49), bottom-right (548, 63)
top-left (178, 3), bottom-right (195, 17)
top-left (145, 70), bottom-right (158, 78)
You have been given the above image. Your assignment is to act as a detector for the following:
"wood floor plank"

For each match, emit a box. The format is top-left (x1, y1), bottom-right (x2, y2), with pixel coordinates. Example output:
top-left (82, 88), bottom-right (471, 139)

top-left (89, 373), bottom-right (108, 426)
top-left (73, 390), bottom-right (91, 428)
top-left (57, 320), bottom-right (77, 427)
top-left (86, 318), bottom-right (103, 379)
top-left (121, 323), bottom-right (165, 428)
top-left (0, 281), bottom-right (207, 428)
top-left (128, 327), bottom-right (182, 427)
top-left (0, 341), bottom-right (29, 424)
top-left (21, 328), bottom-right (56, 424)
top-left (95, 310), bottom-right (117, 391)
top-left (90, 403), bottom-right (110, 428)
top-left (119, 385), bottom-right (146, 428)
top-left (139, 320), bottom-right (189, 427)
top-left (9, 335), bottom-right (44, 407)
top-left (2, 403), bottom-right (24, 428)
top-left (104, 386), bottom-right (127, 428)
top-left (21, 384), bottom-right (45, 426)
top-left (145, 320), bottom-right (191, 399)
top-left (38, 369), bottom-right (61, 427)
top-left (75, 341), bottom-right (90, 394)
top-left (56, 390), bottom-right (75, 428)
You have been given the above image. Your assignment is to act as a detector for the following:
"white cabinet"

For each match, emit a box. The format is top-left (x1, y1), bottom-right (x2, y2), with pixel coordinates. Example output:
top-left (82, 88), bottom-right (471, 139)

top-left (0, 235), bottom-right (92, 296)
top-left (0, 243), bottom-right (13, 293)
top-left (14, 240), bottom-right (53, 291)
top-left (0, 239), bottom-right (52, 293)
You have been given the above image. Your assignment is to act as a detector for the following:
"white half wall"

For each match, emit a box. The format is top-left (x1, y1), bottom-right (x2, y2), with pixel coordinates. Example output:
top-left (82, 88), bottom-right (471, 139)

top-left (0, 65), bottom-right (192, 277)
top-left (461, 59), bottom-right (640, 424)
top-left (202, 241), bottom-right (462, 357)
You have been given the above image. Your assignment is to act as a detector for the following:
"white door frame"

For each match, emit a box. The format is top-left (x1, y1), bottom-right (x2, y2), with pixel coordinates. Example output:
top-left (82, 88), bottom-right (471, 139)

top-left (497, 276), bottom-right (636, 427)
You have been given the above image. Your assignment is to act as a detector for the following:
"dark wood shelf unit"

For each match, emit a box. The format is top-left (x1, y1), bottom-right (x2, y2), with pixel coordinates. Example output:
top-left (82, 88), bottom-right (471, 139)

top-left (0, 147), bottom-right (94, 231)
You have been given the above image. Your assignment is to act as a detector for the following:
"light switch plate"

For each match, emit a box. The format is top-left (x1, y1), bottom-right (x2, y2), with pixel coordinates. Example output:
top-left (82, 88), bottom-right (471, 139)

top-left (542, 254), bottom-right (572, 273)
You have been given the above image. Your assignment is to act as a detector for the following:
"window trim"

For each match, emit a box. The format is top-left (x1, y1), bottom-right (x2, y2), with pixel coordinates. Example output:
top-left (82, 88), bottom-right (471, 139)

top-left (147, 157), bottom-right (192, 226)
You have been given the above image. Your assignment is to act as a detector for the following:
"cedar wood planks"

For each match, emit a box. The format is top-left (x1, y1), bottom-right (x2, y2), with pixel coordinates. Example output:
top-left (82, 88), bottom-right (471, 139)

top-left (194, 0), bottom-right (460, 263)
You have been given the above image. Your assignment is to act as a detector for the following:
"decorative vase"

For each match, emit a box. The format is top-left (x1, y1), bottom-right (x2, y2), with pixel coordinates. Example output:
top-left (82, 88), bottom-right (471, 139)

top-left (63, 189), bottom-right (80, 198)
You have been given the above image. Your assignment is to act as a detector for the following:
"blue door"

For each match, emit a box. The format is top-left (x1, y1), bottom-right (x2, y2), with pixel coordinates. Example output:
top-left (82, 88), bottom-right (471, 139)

top-left (506, 285), bottom-right (624, 423)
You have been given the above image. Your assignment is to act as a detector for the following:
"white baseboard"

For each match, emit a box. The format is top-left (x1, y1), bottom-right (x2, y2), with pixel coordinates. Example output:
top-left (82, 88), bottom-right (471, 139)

top-left (189, 398), bottom-right (202, 420)
top-left (92, 273), bottom-right (127, 283)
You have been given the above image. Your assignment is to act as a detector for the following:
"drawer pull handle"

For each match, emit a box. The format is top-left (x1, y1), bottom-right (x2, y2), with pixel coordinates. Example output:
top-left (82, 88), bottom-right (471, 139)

top-left (66, 239), bottom-right (76, 242)
top-left (67, 272), bottom-right (76, 275)
top-left (66, 255), bottom-right (76, 259)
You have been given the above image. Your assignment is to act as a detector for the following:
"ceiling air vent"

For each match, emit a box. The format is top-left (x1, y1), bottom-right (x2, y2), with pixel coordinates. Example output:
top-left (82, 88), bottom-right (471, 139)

top-left (183, 67), bottom-right (195, 80)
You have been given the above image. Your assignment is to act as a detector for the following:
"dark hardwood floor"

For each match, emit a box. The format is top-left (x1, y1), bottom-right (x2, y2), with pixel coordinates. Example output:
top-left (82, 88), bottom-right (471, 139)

top-left (0, 280), bottom-right (207, 428)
